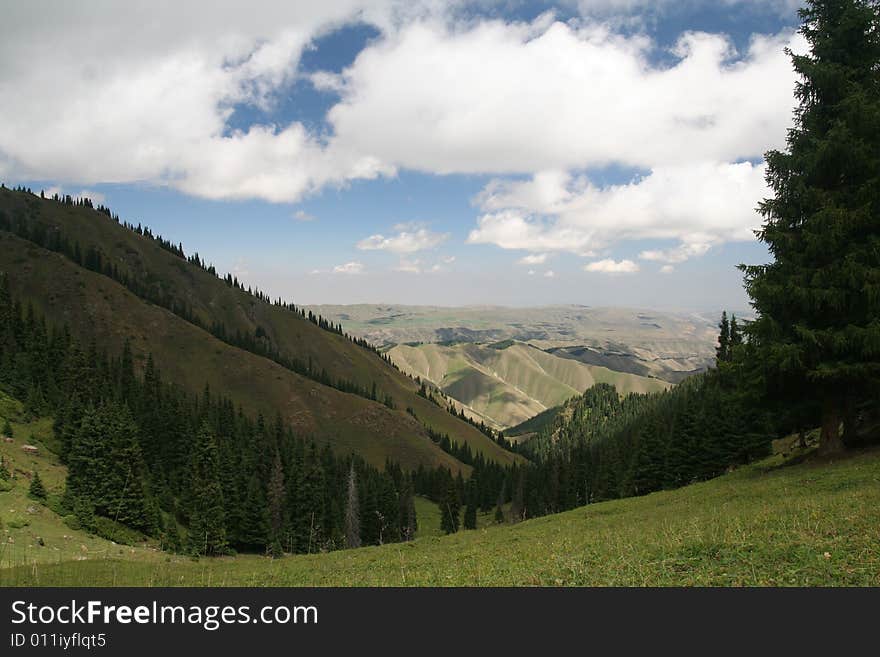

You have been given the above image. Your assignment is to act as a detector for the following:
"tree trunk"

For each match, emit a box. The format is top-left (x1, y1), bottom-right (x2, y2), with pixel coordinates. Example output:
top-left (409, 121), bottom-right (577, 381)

top-left (819, 397), bottom-right (844, 455)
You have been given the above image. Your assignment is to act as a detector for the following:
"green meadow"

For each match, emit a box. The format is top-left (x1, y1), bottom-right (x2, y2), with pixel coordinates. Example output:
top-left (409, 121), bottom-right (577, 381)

top-left (3, 408), bottom-right (878, 586)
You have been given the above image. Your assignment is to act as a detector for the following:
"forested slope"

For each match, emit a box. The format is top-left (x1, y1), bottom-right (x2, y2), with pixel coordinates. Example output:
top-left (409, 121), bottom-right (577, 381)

top-left (0, 187), bottom-right (517, 468)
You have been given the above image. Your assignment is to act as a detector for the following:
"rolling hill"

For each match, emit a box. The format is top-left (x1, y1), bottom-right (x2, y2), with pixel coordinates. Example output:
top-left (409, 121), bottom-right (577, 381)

top-left (388, 341), bottom-right (670, 429)
top-left (311, 303), bottom-right (721, 429)
top-left (310, 303), bottom-right (722, 384)
top-left (0, 187), bottom-right (517, 470)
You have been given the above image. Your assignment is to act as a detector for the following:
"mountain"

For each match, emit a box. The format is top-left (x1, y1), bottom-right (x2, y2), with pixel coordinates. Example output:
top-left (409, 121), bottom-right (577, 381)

top-left (309, 304), bottom-right (700, 429)
top-left (0, 187), bottom-right (518, 471)
top-left (308, 304), bottom-right (720, 385)
top-left (388, 341), bottom-right (669, 429)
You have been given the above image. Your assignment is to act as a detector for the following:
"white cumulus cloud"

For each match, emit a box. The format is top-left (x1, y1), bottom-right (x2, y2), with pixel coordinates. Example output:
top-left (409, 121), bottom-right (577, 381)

top-left (327, 19), bottom-right (800, 174)
top-left (584, 258), bottom-right (640, 273)
top-left (0, 1), bottom-right (404, 201)
top-left (357, 224), bottom-right (448, 253)
top-left (639, 242), bottom-right (712, 263)
top-left (333, 261), bottom-right (365, 274)
top-left (517, 253), bottom-right (549, 266)
top-left (469, 160), bottom-right (769, 261)
top-left (0, 0), bottom-right (803, 275)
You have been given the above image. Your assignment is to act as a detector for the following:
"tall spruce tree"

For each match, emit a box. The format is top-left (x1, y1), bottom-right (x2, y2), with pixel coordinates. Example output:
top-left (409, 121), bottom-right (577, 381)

top-left (267, 450), bottom-right (285, 557)
top-left (344, 463), bottom-right (361, 549)
top-left (742, 0), bottom-right (880, 453)
top-left (439, 479), bottom-right (461, 534)
top-left (463, 492), bottom-right (477, 530)
top-left (188, 421), bottom-right (227, 556)
top-left (106, 403), bottom-right (154, 533)
top-left (28, 470), bottom-right (46, 500)
top-left (398, 478), bottom-right (417, 541)
top-left (716, 311), bottom-right (731, 364)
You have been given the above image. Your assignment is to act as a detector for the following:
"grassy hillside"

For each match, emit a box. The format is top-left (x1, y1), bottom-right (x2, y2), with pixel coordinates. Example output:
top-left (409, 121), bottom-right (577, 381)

top-left (0, 393), bottom-right (161, 570)
top-left (4, 444), bottom-right (878, 586)
top-left (389, 341), bottom-right (669, 429)
top-left (0, 232), bottom-right (469, 472)
top-left (0, 394), bottom-right (483, 571)
top-left (0, 188), bottom-right (517, 468)
top-left (505, 405), bottom-right (562, 439)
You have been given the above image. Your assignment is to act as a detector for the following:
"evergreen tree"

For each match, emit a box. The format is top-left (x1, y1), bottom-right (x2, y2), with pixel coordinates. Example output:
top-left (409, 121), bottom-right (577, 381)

top-left (742, 0), bottom-right (880, 454)
top-left (238, 472), bottom-right (269, 550)
top-left (463, 494), bottom-right (477, 530)
top-left (2, 419), bottom-right (12, 438)
top-left (344, 463), bottom-right (361, 549)
top-left (716, 311), bottom-right (731, 364)
top-left (439, 479), bottom-right (460, 534)
top-left (398, 479), bottom-right (417, 541)
top-left (0, 456), bottom-right (9, 481)
top-left (188, 421), bottom-right (227, 556)
top-left (510, 471), bottom-right (525, 522)
top-left (105, 404), bottom-right (154, 533)
top-left (162, 519), bottom-right (183, 554)
top-left (729, 314), bottom-right (743, 350)
top-left (494, 481), bottom-right (506, 523)
top-left (72, 495), bottom-right (96, 532)
top-left (66, 405), bottom-right (104, 505)
top-left (267, 450), bottom-right (285, 557)
top-left (28, 470), bottom-right (46, 499)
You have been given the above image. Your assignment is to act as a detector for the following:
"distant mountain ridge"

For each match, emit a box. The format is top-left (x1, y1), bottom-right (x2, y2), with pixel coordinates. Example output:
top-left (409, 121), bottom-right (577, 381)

top-left (312, 303), bottom-right (717, 428)
top-left (311, 303), bottom-right (719, 382)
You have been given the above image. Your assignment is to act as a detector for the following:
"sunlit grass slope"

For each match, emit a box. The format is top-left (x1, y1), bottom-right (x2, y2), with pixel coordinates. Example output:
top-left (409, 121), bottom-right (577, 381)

top-left (4, 444), bottom-right (877, 586)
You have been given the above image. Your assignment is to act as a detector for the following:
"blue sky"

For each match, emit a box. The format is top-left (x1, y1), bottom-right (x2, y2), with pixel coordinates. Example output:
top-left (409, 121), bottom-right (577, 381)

top-left (0, 1), bottom-right (804, 311)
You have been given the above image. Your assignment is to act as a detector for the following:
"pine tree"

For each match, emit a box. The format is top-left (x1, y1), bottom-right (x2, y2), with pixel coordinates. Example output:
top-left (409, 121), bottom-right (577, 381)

top-left (1, 419), bottom-right (12, 438)
top-left (66, 405), bottom-right (103, 505)
top-left (716, 311), bottom-right (731, 364)
top-left (188, 421), bottom-right (227, 556)
top-left (741, 0), bottom-right (880, 454)
top-left (267, 450), bottom-right (285, 557)
top-left (510, 471), bottom-right (525, 522)
top-left (463, 495), bottom-right (477, 530)
top-left (398, 479), bottom-right (417, 541)
top-left (439, 479), bottom-right (460, 534)
top-left (0, 456), bottom-right (9, 481)
top-left (162, 519), bottom-right (183, 554)
top-left (729, 314), bottom-right (743, 350)
top-left (105, 404), bottom-right (153, 533)
top-left (344, 463), bottom-right (361, 549)
top-left (494, 481), bottom-right (506, 523)
top-left (28, 470), bottom-right (46, 499)
top-left (238, 472), bottom-right (269, 549)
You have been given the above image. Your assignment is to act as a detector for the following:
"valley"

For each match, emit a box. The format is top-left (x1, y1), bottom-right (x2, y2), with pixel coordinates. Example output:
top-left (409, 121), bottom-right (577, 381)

top-left (311, 304), bottom-right (713, 429)
top-left (388, 341), bottom-right (669, 430)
